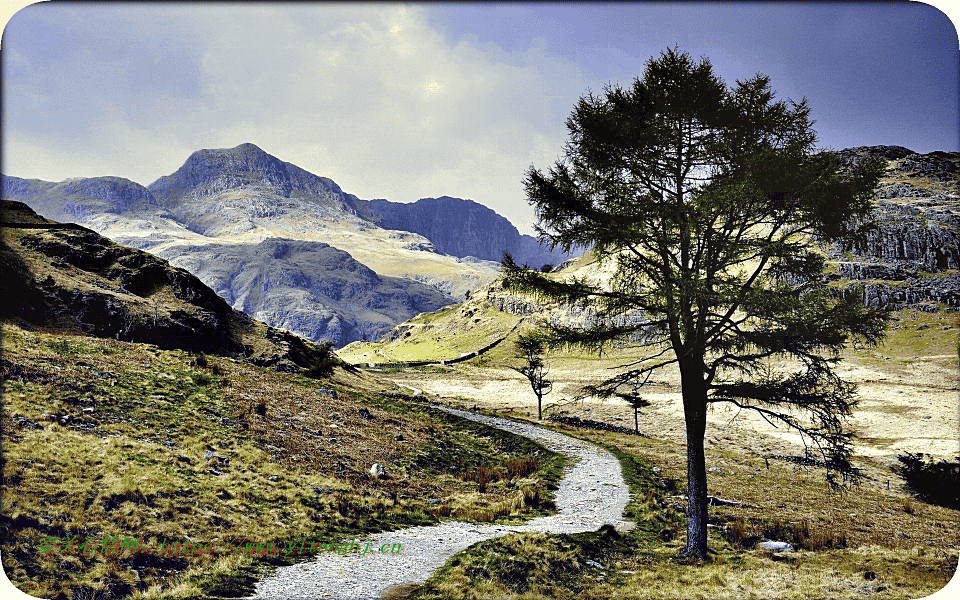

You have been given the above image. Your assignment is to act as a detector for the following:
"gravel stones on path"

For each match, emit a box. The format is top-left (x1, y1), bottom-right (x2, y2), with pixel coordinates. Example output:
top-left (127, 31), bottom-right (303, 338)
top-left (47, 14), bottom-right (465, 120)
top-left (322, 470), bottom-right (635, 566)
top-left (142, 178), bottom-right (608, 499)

top-left (247, 407), bottom-right (631, 600)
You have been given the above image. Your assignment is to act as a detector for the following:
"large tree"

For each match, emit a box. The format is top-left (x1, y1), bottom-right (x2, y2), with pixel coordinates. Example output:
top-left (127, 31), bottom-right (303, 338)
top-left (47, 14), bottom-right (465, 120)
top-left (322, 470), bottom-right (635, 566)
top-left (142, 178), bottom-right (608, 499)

top-left (502, 49), bottom-right (888, 560)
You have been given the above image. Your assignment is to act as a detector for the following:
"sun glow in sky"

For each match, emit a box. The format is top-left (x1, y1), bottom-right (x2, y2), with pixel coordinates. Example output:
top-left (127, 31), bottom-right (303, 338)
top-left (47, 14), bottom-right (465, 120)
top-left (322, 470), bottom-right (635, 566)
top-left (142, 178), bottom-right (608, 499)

top-left (2, 2), bottom-right (957, 235)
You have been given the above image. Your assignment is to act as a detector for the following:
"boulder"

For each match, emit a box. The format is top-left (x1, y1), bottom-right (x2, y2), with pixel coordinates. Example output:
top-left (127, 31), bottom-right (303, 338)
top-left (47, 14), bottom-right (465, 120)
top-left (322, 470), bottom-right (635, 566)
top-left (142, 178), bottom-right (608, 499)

top-left (759, 541), bottom-right (794, 551)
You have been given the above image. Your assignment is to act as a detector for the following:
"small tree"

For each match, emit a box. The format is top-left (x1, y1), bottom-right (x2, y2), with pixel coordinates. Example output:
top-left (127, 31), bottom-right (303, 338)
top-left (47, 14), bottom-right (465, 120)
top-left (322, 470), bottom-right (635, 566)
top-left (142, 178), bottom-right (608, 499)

top-left (512, 333), bottom-right (553, 420)
top-left (503, 48), bottom-right (888, 560)
top-left (617, 392), bottom-right (650, 435)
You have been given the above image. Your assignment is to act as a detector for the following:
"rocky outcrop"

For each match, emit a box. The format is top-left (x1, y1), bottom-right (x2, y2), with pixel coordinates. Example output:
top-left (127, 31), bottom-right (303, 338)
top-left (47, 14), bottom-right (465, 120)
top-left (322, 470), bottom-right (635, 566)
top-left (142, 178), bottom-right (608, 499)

top-left (148, 143), bottom-right (362, 214)
top-left (837, 198), bottom-right (959, 272)
top-left (355, 196), bottom-right (576, 268)
top-left (829, 146), bottom-right (959, 311)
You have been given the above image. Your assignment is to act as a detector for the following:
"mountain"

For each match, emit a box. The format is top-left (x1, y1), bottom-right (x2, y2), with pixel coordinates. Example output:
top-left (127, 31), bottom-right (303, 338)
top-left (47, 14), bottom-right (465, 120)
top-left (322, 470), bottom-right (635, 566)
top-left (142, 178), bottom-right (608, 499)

top-left (355, 196), bottom-right (575, 268)
top-left (165, 237), bottom-right (452, 344)
top-left (2, 144), bottom-right (531, 346)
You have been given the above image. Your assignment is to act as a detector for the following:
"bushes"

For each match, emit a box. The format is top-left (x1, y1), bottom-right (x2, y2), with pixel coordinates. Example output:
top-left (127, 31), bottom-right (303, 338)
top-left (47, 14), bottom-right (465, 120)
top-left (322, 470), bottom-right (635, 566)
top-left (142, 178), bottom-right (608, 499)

top-left (302, 341), bottom-right (341, 379)
top-left (895, 453), bottom-right (960, 509)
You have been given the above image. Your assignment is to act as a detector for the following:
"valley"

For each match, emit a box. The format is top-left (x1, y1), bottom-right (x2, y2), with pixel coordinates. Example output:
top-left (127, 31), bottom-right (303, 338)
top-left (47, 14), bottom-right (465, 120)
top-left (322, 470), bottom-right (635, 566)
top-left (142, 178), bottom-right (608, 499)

top-left (1, 144), bottom-right (958, 600)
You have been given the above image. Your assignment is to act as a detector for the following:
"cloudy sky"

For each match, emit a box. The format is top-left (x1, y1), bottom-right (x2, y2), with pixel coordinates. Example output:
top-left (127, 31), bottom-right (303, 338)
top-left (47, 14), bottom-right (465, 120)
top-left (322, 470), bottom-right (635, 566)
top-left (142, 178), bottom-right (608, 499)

top-left (2, 2), bottom-right (958, 234)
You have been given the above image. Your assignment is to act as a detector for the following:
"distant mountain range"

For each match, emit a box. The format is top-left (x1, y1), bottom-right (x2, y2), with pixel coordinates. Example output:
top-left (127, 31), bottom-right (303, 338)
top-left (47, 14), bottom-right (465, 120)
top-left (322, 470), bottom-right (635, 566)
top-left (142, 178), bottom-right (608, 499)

top-left (1, 143), bottom-right (577, 346)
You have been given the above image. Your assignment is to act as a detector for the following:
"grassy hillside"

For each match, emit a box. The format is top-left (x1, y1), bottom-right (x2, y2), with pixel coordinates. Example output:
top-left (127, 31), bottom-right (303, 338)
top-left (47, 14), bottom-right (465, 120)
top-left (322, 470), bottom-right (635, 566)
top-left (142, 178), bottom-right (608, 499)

top-left (0, 212), bottom-right (566, 600)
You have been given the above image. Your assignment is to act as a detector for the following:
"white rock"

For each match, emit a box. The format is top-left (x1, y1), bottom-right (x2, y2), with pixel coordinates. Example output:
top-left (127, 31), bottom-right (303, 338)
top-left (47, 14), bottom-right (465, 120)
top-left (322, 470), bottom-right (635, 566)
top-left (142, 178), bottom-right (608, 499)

top-left (759, 541), bottom-right (794, 551)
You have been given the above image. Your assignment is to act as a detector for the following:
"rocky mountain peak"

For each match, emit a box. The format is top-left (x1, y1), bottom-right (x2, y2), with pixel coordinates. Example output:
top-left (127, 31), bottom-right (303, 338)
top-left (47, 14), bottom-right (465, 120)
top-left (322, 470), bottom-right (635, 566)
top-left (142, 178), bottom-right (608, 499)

top-left (148, 143), bottom-right (357, 214)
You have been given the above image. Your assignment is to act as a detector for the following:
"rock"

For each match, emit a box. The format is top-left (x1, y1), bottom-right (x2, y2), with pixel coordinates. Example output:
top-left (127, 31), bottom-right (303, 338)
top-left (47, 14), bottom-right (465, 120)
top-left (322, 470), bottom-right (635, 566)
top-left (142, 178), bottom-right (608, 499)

top-left (358, 407), bottom-right (373, 420)
top-left (759, 541), bottom-right (794, 551)
top-left (204, 450), bottom-right (229, 467)
top-left (14, 416), bottom-right (43, 430)
top-left (369, 463), bottom-right (386, 479)
top-left (316, 388), bottom-right (338, 399)
top-left (395, 434), bottom-right (404, 441)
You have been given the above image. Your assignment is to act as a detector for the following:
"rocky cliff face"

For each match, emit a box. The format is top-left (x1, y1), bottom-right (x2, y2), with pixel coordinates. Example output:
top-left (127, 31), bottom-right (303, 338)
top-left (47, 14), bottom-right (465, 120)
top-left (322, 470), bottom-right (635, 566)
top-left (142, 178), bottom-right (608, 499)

top-left (355, 196), bottom-right (576, 268)
top-left (830, 146), bottom-right (959, 311)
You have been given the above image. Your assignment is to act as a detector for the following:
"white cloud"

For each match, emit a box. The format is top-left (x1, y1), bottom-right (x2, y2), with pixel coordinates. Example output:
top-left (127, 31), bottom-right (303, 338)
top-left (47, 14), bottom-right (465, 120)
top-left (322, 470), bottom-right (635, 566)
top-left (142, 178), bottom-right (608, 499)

top-left (4, 4), bottom-right (587, 233)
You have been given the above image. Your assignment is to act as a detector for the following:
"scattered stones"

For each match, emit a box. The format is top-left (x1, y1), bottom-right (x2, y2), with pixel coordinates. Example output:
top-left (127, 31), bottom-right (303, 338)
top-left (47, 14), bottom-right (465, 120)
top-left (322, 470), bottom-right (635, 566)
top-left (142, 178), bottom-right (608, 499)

top-left (14, 416), bottom-right (43, 430)
top-left (547, 414), bottom-right (648, 437)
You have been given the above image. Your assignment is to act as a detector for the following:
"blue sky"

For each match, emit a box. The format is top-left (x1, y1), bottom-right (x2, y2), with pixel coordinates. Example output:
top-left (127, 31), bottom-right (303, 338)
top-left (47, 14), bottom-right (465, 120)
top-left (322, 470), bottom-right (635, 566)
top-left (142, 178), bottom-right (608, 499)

top-left (2, 1), bottom-right (957, 234)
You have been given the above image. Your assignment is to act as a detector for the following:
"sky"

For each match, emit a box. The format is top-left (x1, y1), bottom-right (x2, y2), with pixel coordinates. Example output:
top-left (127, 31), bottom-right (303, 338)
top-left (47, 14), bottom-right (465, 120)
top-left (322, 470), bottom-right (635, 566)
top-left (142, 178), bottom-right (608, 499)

top-left (1, 1), bottom-right (958, 235)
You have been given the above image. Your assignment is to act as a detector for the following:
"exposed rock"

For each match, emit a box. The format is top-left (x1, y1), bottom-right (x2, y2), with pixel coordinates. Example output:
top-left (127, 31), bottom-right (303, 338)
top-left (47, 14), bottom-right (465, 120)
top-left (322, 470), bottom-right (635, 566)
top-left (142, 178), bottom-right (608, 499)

top-left (759, 541), bottom-right (794, 551)
top-left (369, 463), bottom-right (386, 479)
top-left (203, 450), bottom-right (230, 467)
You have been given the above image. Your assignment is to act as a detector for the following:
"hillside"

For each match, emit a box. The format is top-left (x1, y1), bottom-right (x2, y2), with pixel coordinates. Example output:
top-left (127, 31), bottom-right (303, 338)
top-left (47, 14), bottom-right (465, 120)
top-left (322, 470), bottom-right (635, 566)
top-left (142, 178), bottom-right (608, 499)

top-left (0, 205), bottom-right (567, 599)
top-left (0, 200), bottom-right (318, 370)
top-left (340, 146), bottom-right (959, 461)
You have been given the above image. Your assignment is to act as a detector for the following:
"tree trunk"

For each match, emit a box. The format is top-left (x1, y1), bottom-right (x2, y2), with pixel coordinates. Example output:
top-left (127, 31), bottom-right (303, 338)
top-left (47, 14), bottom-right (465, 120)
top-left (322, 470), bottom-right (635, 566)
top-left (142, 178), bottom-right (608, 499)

top-left (679, 356), bottom-right (709, 560)
top-left (536, 393), bottom-right (542, 420)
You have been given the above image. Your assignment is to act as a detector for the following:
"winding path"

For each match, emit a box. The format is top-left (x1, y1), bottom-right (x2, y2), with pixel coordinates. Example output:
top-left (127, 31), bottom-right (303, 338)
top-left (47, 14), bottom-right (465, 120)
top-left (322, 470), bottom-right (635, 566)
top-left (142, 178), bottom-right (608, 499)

top-left (247, 407), bottom-right (631, 600)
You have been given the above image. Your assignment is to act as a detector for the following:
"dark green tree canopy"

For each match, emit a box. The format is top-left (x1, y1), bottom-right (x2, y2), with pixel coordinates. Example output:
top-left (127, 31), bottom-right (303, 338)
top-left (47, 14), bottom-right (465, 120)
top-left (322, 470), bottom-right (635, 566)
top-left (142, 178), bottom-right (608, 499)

top-left (503, 48), bottom-right (888, 560)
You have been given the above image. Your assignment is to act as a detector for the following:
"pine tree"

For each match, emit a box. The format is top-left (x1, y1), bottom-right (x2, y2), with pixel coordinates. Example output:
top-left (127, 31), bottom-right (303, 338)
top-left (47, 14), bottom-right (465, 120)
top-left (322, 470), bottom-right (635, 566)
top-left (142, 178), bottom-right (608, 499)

top-left (502, 48), bottom-right (888, 560)
top-left (511, 333), bottom-right (553, 420)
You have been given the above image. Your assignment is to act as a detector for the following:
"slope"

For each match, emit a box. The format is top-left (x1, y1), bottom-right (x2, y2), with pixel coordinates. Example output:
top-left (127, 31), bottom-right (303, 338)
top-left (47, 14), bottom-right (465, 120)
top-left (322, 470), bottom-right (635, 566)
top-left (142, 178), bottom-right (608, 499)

top-left (0, 201), bottom-right (567, 599)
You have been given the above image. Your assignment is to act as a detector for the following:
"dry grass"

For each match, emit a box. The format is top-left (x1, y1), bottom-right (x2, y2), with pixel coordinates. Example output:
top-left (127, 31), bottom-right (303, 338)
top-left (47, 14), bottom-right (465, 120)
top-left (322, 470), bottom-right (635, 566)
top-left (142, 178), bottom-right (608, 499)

top-left (411, 415), bottom-right (958, 599)
top-left (0, 323), bottom-right (565, 600)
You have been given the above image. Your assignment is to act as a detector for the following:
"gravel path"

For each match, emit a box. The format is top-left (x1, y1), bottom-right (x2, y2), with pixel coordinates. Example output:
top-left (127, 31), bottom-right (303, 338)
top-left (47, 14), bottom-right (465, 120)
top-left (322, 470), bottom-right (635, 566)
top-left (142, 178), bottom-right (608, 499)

top-left (247, 407), bottom-right (631, 600)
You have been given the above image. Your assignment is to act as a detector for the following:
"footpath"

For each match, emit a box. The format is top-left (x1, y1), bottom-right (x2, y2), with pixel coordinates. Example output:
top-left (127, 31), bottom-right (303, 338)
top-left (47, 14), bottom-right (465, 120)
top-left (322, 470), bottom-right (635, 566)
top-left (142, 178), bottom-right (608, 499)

top-left (247, 407), bottom-right (631, 599)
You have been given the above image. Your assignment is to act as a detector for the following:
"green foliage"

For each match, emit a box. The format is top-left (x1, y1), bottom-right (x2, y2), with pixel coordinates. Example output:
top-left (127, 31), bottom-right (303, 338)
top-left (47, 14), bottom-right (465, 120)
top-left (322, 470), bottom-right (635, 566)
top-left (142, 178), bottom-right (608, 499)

top-left (503, 47), bottom-right (888, 559)
top-left (895, 453), bottom-right (960, 510)
top-left (301, 341), bottom-right (341, 379)
top-left (511, 333), bottom-right (553, 419)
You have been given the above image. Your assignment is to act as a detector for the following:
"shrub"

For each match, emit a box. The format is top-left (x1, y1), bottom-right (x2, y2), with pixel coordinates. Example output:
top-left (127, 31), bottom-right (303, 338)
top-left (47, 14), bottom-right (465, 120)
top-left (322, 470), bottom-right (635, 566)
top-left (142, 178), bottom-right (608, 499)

top-left (302, 341), bottom-right (341, 379)
top-left (895, 452), bottom-right (960, 509)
